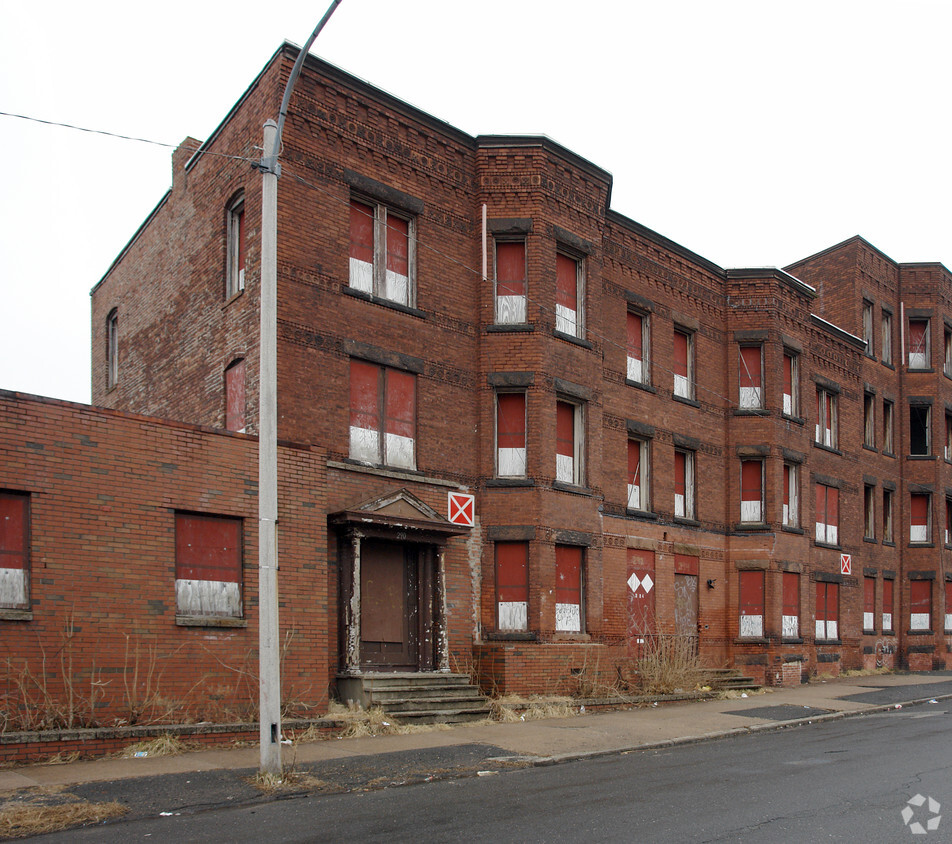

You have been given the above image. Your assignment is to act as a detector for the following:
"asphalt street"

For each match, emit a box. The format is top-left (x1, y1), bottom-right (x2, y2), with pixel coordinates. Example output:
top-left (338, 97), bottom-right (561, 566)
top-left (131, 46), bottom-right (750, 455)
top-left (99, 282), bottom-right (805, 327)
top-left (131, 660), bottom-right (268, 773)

top-left (26, 700), bottom-right (952, 843)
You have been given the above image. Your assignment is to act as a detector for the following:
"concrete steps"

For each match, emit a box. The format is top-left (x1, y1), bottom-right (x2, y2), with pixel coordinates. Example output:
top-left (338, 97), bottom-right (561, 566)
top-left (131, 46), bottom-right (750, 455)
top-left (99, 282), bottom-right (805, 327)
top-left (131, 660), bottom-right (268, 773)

top-left (704, 668), bottom-right (761, 692)
top-left (337, 672), bottom-right (493, 724)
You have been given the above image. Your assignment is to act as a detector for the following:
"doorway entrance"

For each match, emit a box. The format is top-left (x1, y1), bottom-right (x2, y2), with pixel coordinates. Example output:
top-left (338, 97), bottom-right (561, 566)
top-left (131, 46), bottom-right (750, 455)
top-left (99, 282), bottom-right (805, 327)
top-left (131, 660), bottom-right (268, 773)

top-left (360, 540), bottom-right (420, 672)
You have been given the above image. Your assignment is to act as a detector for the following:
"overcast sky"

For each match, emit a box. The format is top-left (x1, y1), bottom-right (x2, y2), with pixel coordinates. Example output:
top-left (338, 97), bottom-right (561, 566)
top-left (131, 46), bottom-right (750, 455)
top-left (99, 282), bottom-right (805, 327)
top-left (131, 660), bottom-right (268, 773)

top-left (2, 1), bottom-right (950, 404)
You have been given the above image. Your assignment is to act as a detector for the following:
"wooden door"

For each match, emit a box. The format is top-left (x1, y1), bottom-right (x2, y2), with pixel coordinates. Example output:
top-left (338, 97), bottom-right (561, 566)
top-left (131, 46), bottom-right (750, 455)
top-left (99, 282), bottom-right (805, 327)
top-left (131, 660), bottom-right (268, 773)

top-left (674, 573), bottom-right (699, 657)
top-left (360, 540), bottom-right (419, 671)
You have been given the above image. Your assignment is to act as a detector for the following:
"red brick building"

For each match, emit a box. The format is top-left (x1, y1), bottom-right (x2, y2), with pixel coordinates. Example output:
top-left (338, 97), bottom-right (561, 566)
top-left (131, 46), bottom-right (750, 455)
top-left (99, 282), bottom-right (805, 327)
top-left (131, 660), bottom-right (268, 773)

top-left (4, 43), bottom-right (952, 724)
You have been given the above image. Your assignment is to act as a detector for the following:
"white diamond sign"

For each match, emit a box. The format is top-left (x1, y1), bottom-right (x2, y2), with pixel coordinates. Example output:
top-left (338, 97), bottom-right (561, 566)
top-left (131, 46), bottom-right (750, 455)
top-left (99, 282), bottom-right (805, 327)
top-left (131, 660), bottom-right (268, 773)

top-left (627, 573), bottom-right (653, 593)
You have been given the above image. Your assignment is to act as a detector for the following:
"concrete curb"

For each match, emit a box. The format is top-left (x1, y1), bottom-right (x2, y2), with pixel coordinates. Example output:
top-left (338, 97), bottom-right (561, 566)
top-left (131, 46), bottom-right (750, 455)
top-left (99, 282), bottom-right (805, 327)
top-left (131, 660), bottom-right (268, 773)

top-left (522, 691), bottom-right (952, 769)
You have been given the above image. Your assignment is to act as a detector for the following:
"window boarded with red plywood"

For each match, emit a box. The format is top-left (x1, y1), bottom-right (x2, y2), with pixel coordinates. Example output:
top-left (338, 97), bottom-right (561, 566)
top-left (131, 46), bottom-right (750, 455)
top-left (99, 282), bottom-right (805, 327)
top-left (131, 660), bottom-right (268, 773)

top-left (555, 545), bottom-right (582, 633)
top-left (911, 494), bottom-right (930, 543)
top-left (555, 253), bottom-right (579, 336)
top-left (782, 571), bottom-right (799, 638)
top-left (883, 578), bottom-right (894, 632)
top-left (0, 491), bottom-right (29, 609)
top-left (496, 392), bottom-right (526, 477)
top-left (496, 241), bottom-right (525, 297)
top-left (910, 579), bottom-right (931, 631)
top-left (175, 512), bottom-right (242, 618)
top-left (864, 577), bottom-right (875, 631)
top-left (627, 548), bottom-right (655, 654)
top-left (739, 346), bottom-right (762, 408)
top-left (740, 460), bottom-right (762, 522)
top-left (496, 541), bottom-right (528, 631)
top-left (739, 570), bottom-right (764, 637)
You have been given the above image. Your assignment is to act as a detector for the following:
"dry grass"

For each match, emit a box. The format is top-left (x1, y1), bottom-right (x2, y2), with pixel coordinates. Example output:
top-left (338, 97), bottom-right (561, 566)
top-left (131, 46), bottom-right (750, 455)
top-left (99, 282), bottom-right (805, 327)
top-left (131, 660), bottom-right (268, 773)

top-left (491, 695), bottom-right (579, 722)
top-left (119, 733), bottom-right (192, 759)
top-left (0, 800), bottom-right (127, 839)
top-left (634, 634), bottom-right (707, 695)
top-left (247, 768), bottom-right (331, 795)
top-left (716, 687), bottom-right (770, 700)
top-left (839, 667), bottom-right (892, 679)
top-left (39, 751), bottom-right (82, 766)
top-left (325, 701), bottom-right (451, 737)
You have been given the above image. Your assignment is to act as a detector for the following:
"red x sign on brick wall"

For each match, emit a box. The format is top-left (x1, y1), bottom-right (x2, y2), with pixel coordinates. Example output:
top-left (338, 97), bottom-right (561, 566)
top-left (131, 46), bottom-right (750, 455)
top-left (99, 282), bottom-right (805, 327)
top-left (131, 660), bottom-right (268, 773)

top-left (840, 554), bottom-right (852, 575)
top-left (448, 492), bottom-right (474, 526)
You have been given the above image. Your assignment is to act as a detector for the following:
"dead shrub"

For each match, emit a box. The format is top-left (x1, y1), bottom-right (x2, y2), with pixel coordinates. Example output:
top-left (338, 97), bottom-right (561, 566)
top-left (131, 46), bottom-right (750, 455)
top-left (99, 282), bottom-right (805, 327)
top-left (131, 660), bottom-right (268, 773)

top-left (632, 633), bottom-right (706, 695)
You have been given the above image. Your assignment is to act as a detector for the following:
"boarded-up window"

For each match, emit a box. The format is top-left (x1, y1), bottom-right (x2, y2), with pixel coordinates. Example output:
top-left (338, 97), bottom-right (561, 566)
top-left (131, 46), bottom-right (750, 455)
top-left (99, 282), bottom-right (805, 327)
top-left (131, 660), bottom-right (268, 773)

top-left (225, 359), bottom-right (246, 433)
top-left (556, 400), bottom-right (582, 485)
top-left (175, 512), bottom-right (242, 618)
top-left (910, 579), bottom-right (932, 631)
top-left (883, 400), bottom-right (894, 453)
top-left (627, 311), bottom-right (647, 383)
top-left (348, 197), bottom-right (413, 305)
top-left (0, 492), bottom-right (29, 609)
top-left (555, 545), bottom-right (583, 633)
top-left (496, 541), bottom-right (528, 631)
top-left (815, 388), bottom-right (836, 447)
top-left (226, 193), bottom-right (246, 298)
top-left (815, 484), bottom-right (839, 545)
top-left (783, 463), bottom-right (799, 527)
top-left (496, 392), bottom-right (526, 477)
top-left (627, 438), bottom-right (648, 510)
top-left (945, 581), bottom-right (952, 633)
top-left (673, 329), bottom-right (692, 398)
top-left (908, 319), bottom-right (929, 369)
top-left (815, 581), bottom-right (838, 640)
top-left (883, 488), bottom-right (894, 543)
top-left (910, 493), bottom-right (930, 543)
top-left (740, 460), bottom-right (763, 523)
top-left (864, 577), bottom-right (876, 631)
top-left (495, 240), bottom-right (526, 324)
top-left (782, 351), bottom-right (797, 416)
top-left (881, 311), bottom-right (893, 364)
top-left (349, 360), bottom-right (416, 470)
top-left (555, 252), bottom-right (582, 337)
top-left (674, 449), bottom-right (694, 519)
top-left (883, 578), bottom-right (894, 631)
top-left (739, 570), bottom-right (764, 637)
top-left (782, 571), bottom-right (799, 638)
top-left (863, 301), bottom-right (874, 355)
top-left (738, 345), bottom-right (763, 408)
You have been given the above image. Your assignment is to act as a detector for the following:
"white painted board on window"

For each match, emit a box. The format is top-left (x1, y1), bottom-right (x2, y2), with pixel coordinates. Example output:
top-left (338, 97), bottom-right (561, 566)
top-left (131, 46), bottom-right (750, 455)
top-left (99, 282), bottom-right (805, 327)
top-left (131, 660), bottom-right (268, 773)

top-left (498, 601), bottom-right (527, 631)
top-left (556, 603), bottom-right (581, 633)
top-left (349, 257), bottom-right (373, 294)
top-left (883, 612), bottom-right (892, 631)
top-left (864, 612), bottom-right (874, 630)
top-left (350, 426), bottom-right (379, 464)
top-left (627, 483), bottom-right (641, 510)
top-left (176, 579), bottom-right (240, 617)
top-left (739, 614), bottom-right (763, 637)
top-left (385, 269), bottom-right (409, 305)
top-left (782, 614), bottom-right (798, 638)
top-left (0, 568), bottom-right (26, 607)
top-left (498, 447), bottom-right (526, 477)
top-left (496, 295), bottom-right (526, 324)
top-left (911, 612), bottom-right (930, 631)
top-left (385, 432), bottom-right (415, 470)
top-left (556, 305), bottom-right (577, 336)
top-left (556, 454), bottom-right (574, 484)
top-left (627, 356), bottom-right (642, 382)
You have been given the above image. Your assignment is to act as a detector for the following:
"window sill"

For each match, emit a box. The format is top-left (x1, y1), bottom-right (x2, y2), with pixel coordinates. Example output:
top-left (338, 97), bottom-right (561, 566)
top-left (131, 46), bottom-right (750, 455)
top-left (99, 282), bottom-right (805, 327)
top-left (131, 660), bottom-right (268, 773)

top-left (815, 639), bottom-right (842, 646)
top-left (781, 638), bottom-right (804, 645)
top-left (343, 286), bottom-right (426, 319)
top-left (814, 541), bottom-right (842, 551)
top-left (863, 629), bottom-right (876, 636)
top-left (552, 481), bottom-right (593, 496)
top-left (781, 413), bottom-right (805, 426)
top-left (486, 478), bottom-right (535, 488)
top-left (906, 454), bottom-right (937, 461)
top-left (625, 379), bottom-right (656, 394)
top-left (883, 630), bottom-right (896, 636)
top-left (882, 361), bottom-right (895, 370)
top-left (882, 540), bottom-right (896, 548)
top-left (486, 631), bottom-right (538, 642)
top-left (862, 444), bottom-right (878, 453)
top-left (908, 367), bottom-right (935, 373)
top-left (734, 522), bottom-right (770, 532)
top-left (176, 615), bottom-right (247, 628)
top-left (909, 542), bottom-right (936, 548)
top-left (781, 525), bottom-right (804, 535)
top-left (673, 516), bottom-right (700, 527)
top-left (863, 537), bottom-right (878, 544)
top-left (626, 508), bottom-right (659, 521)
top-left (906, 629), bottom-right (935, 636)
top-left (0, 609), bottom-right (32, 622)
top-left (673, 394), bottom-right (700, 408)
top-left (812, 442), bottom-right (842, 456)
top-left (882, 451), bottom-right (896, 459)
top-left (222, 288), bottom-right (245, 309)
top-left (733, 408), bottom-right (770, 417)
top-left (486, 323), bottom-right (534, 334)
top-left (553, 329), bottom-right (594, 350)
top-left (734, 637), bottom-right (768, 645)
top-left (339, 457), bottom-right (423, 477)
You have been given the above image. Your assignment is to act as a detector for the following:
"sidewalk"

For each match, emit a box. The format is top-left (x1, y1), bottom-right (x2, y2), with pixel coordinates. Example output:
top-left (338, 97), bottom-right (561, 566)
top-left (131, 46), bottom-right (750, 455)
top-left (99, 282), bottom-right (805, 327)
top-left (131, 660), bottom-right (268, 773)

top-left (3, 672), bottom-right (952, 830)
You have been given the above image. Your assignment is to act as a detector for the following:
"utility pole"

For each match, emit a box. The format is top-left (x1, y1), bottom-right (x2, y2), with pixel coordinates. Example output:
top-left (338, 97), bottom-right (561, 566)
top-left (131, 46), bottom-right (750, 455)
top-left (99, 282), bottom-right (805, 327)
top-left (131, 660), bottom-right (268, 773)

top-left (256, 0), bottom-right (343, 776)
